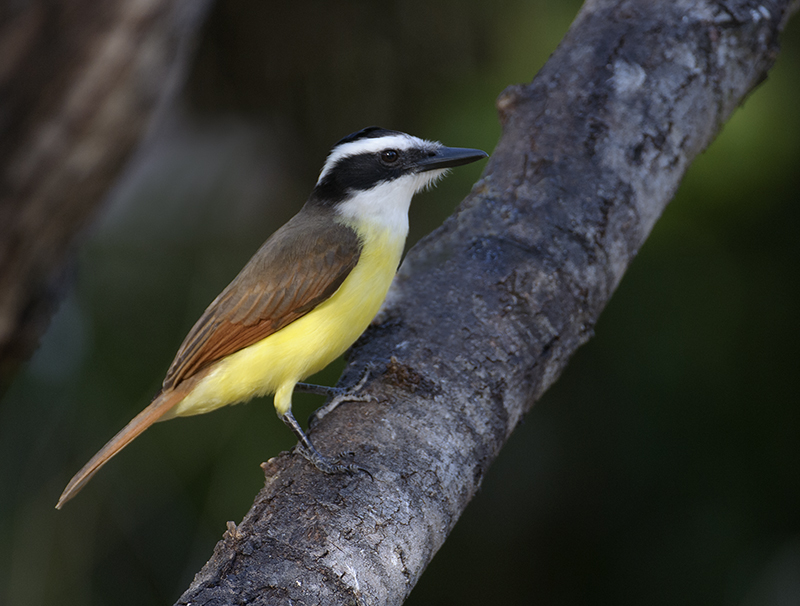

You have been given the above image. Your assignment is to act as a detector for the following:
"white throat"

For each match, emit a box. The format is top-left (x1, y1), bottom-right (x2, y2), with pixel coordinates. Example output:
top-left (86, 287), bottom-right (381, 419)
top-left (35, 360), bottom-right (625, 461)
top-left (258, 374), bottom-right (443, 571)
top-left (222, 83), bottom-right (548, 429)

top-left (334, 170), bottom-right (446, 235)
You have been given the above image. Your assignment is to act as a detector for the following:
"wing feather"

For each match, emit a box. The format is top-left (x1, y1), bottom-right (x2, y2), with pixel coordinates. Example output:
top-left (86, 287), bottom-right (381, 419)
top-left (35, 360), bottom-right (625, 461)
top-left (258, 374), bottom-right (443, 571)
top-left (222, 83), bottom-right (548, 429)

top-left (162, 209), bottom-right (361, 390)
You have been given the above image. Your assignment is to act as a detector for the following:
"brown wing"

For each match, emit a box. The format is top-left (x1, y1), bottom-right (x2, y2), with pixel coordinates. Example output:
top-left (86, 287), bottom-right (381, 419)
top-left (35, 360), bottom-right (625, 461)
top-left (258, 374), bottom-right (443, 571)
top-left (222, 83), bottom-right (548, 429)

top-left (162, 208), bottom-right (362, 390)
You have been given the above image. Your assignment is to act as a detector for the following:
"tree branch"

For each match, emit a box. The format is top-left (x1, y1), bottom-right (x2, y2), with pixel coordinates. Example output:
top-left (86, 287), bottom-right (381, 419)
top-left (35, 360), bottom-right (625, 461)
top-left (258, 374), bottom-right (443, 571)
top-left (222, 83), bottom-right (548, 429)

top-left (176, 0), bottom-right (793, 604)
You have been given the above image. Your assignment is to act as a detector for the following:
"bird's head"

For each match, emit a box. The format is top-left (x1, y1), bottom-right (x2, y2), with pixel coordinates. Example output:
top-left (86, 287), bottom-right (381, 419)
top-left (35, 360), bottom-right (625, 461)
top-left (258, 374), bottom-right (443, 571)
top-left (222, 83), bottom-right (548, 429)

top-left (311, 126), bottom-right (487, 230)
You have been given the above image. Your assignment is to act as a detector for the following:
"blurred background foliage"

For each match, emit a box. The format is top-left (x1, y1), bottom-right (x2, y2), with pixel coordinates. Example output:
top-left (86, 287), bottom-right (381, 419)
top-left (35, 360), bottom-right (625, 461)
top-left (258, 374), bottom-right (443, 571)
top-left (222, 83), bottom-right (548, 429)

top-left (2, 1), bottom-right (799, 604)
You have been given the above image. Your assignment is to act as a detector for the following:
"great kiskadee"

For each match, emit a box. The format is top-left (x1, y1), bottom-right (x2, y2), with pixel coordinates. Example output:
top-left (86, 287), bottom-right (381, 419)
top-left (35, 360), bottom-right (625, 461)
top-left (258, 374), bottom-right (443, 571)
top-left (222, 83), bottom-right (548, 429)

top-left (56, 126), bottom-right (487, 508)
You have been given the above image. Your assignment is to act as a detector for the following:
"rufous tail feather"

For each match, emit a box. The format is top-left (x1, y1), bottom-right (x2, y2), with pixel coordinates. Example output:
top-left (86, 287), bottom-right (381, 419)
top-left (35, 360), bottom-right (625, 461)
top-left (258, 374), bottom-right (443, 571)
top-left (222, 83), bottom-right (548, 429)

top-left (56, 387), bottom-right (187, 509)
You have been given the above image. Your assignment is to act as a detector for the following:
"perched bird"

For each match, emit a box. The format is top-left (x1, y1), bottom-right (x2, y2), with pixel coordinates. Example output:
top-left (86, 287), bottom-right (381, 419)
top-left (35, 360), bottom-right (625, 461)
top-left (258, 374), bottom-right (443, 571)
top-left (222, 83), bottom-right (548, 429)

top-left (56, 126), bottom-right (487, 508)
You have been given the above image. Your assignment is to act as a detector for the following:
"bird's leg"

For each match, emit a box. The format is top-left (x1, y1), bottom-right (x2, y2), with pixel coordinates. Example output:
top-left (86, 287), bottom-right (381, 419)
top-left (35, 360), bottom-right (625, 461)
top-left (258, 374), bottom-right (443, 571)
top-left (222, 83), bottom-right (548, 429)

top-left (280, 410), bottom-right (367, 475)
top-left (284, 369), bottom-right (374, 476)
top-left (293, 383), bottom-right (344, 398)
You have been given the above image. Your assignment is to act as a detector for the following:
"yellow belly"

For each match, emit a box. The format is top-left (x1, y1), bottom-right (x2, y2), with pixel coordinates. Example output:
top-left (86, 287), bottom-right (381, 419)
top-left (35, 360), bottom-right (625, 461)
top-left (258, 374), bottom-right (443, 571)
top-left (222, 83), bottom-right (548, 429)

top-left (166, 223), bottom-right (404, 418)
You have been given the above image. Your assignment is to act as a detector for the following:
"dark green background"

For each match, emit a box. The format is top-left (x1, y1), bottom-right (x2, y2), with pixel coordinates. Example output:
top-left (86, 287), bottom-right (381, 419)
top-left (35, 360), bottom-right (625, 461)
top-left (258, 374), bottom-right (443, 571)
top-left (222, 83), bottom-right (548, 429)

top-left (2, 2), bottom-right (798, 604)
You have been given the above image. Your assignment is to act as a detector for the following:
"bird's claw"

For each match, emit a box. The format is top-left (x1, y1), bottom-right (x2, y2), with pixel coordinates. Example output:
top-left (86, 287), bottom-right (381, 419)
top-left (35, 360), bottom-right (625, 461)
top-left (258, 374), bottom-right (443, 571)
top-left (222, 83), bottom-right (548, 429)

top-left (295, 445), bottom-right (373, 479)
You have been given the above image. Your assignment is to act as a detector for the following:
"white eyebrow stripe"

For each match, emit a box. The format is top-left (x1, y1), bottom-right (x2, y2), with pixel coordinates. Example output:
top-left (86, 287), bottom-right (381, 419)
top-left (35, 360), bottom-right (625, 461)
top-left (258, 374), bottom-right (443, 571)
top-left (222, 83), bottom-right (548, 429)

top-left (316, 134), bottom-right (440, 184)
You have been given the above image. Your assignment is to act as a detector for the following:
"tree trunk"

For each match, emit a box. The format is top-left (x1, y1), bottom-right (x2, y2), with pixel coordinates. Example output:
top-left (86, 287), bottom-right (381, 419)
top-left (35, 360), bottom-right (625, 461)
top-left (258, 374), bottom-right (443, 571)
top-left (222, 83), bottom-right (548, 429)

top-left (177, 0), bottom-right (797, 605)
top-left (0, 0), bottom-right (211, 389)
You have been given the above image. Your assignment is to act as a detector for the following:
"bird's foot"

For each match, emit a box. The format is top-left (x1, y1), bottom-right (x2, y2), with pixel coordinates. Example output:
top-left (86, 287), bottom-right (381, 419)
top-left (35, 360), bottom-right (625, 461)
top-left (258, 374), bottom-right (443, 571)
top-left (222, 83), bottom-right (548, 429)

top-left (295, 444), bottom-right (373, 479)
top-left (307, 367), bottom-right (373, 426)
top-left (281, 409), bottom-right (372, 478)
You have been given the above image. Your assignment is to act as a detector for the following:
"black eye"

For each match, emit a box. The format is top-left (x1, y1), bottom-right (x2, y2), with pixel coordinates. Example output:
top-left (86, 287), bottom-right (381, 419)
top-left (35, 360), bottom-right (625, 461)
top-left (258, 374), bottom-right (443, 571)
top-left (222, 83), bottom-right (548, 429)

top-left (380, 149), bottom-right (399, 163)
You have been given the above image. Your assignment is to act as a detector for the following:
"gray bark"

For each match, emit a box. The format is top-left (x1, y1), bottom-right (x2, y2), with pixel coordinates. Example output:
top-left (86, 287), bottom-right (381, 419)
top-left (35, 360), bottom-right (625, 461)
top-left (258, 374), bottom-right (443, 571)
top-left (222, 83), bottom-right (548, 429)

top-left (0, 0), bottom-right (211, 389)
top-left (177, 0), bottom-right (797, 605)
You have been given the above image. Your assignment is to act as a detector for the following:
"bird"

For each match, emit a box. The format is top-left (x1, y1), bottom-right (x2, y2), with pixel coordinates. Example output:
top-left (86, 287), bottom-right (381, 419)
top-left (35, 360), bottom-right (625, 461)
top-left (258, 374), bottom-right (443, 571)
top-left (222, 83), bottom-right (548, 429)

top-left (55, 126), bottom-right (488, 509)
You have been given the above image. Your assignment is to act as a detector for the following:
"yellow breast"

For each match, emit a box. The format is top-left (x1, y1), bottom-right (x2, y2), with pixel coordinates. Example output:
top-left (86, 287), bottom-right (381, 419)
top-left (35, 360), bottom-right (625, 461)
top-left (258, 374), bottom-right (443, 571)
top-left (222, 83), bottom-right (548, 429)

top-left (168, 222), bottom-right (404, 418)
